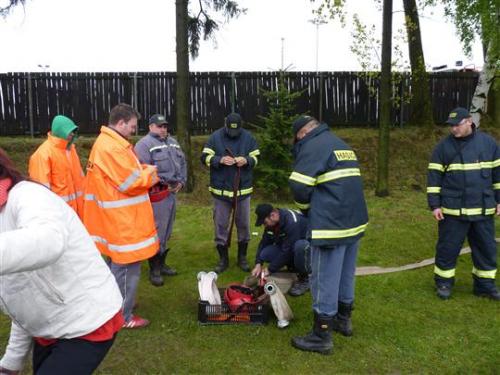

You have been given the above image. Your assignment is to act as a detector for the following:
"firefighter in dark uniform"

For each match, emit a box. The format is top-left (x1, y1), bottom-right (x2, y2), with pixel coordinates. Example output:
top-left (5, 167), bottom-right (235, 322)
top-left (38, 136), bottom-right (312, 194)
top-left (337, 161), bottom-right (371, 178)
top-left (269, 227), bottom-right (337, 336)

top-left (200, 113), bottom-right (260, 273)
top-left (289, 116), bottom-right (369, 355)
top-left (251, 203), bottom-right (310, 296)
top-left (427, 107), bottom-right (500, 300)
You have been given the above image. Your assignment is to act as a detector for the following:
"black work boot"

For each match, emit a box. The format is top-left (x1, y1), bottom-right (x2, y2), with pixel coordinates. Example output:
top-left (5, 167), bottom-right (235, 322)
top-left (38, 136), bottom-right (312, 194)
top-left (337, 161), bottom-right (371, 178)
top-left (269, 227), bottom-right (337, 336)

top-left (436, 285), bottom-right (452, 300)
top-left (332, 302), bottom-right (353, 336)
top-left (291, 312), bottom-right (333, 355)
top-left (473, 284), bottom-right (500, 301)
top-left (214, 244), bottom-right (229, 274)
top-left (237, 242), bottom-right (250, 272)
top-left (289, 273), bottom-right (310, 297)
top-left (148, 254), bottom-right (164, 287)
top-left (160, 249), bottom-right (177, 276)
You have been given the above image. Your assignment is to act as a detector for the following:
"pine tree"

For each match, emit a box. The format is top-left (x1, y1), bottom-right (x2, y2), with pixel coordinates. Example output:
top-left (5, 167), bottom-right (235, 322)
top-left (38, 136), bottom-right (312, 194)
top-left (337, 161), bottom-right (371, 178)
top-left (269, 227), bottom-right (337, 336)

top-left (255, 73), bottom-right (305, 200)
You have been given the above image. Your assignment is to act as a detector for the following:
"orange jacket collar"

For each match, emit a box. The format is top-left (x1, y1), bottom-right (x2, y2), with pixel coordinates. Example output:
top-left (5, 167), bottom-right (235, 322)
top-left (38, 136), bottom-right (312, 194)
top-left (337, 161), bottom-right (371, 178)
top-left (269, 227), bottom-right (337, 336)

top-left (100, 126), bottom-right (132, 149)
top-left (47, 132), bottom-right (70, 149)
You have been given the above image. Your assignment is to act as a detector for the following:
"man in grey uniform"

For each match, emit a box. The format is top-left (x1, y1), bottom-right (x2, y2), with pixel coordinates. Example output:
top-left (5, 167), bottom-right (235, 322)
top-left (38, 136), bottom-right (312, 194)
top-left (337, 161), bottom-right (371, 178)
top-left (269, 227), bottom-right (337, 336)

top-left (135, 114), bottom-right (186, 286)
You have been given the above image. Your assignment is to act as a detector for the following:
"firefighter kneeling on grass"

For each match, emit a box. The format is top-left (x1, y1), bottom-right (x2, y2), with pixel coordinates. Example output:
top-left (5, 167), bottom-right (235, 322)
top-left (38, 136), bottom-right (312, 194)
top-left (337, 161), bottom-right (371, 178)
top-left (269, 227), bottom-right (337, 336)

top-left (251, 203), bottom-right (311, 297)
top-left (427, 107), bottom-right (500, 301)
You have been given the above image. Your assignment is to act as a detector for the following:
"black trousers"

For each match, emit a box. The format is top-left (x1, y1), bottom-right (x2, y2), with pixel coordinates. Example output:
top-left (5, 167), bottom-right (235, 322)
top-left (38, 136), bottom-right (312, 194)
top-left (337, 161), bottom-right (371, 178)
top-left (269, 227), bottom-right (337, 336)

top-left (434, 216), bottom-right (497, 293)
top-left (33, 336), bottom-right (116, 375)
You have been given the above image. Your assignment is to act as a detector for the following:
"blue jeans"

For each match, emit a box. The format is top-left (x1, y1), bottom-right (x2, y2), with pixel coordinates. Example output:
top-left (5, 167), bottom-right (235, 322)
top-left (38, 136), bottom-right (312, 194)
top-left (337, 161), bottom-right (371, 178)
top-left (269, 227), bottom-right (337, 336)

top-left (310, 240), bottom-right (360, 317)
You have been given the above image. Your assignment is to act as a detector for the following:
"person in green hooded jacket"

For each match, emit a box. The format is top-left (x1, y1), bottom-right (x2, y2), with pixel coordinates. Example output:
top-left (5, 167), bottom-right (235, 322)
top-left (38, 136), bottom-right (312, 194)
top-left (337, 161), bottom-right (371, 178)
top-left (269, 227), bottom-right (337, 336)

top-left (29, 115), bottom-right (85, 217)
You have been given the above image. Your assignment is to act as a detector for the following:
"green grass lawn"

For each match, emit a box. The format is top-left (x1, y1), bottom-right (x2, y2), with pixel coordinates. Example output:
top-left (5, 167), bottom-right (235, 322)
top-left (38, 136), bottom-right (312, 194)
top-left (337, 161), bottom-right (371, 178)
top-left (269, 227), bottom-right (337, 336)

top-left (0, 128), bottom-right (499, 373)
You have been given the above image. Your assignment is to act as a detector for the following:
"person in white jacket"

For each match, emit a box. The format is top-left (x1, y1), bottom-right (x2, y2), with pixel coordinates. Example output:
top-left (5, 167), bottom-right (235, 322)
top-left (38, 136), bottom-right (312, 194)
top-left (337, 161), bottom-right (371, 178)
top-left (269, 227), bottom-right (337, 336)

top-left (0, 148), bottom-right (124, 375)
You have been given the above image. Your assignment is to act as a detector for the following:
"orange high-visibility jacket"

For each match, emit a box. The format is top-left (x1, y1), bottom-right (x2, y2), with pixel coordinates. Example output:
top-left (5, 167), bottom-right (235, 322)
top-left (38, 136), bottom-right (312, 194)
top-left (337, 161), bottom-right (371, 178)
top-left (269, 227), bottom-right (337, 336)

top-left (28, 133), bottom-right (85, 217)
top-left (83, 126), bottom-right (159, 264)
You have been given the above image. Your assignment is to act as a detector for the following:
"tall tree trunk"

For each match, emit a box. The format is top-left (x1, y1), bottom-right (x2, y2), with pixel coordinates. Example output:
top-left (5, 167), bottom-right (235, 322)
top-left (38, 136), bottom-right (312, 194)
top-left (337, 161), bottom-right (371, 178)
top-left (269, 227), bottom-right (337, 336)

top-left (176, 0), bottom-right (195, 192)
top-left (376, 0), bottom-right (393, 197)
top-left (403, 0), bottom-right (434, 128)
top-left (470, 42), bottom-right (497, 127)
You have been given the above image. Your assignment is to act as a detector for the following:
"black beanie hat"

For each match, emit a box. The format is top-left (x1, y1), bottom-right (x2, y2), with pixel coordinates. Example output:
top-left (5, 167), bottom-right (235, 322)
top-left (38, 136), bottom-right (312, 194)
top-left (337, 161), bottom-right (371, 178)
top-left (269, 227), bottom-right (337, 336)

top-left (292, 115), bottom-right (315, 135)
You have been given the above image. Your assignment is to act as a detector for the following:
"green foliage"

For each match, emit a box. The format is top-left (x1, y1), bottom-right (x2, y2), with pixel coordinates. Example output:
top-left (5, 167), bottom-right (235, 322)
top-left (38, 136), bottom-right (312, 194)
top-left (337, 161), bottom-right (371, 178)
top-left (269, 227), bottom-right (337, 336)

top-left (188, 0), bottom-right (246, 58)
top-left (349, 13), bottom-right (412, 110)
top-left (254, 73), bottom-right (305, 200)
top-left (423, 0), bottom-right (499, 60)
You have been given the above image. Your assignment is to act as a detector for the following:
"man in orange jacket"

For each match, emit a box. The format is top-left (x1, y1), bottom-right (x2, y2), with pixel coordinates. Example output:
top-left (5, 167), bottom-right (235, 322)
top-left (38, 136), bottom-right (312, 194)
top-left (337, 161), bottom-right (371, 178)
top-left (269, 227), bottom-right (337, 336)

top-left (29, 115), bottom-right (84, 217)
top-left (83, 103), bottom-right (159, 329)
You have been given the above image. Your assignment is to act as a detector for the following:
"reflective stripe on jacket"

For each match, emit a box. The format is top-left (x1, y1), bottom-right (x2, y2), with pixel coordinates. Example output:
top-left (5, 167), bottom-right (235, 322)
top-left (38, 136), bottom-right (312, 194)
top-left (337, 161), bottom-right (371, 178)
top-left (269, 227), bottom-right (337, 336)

top-left (289, 123), bottom-right (369, 247)
top-left (134, 133), bottom-right (187, 186)
top-left (427, 130), bottom-right (500, 221)
top-left (28, 133), bottom-right (85, 217)
top-left (200, 128), bottom-right (259, 202)
top-left (83, 126), bottom-right (159, 264)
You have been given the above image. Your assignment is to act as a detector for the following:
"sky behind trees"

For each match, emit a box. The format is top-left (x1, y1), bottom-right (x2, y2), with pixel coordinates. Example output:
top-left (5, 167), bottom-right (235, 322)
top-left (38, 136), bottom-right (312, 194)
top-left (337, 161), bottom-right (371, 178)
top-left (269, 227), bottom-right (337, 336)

top-left (0, 0), bottom-right (484, 72)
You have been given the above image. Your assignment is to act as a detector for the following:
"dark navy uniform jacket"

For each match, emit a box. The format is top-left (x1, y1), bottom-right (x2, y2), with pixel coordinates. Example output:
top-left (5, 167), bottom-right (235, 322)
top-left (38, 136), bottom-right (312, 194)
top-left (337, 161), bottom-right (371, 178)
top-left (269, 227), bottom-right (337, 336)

top-left (289, 123), bottom-right (369, 247)
top-left (200, 128), bottom-right (259, 202)
top-left (255, 208), bottom-right (308, 273)
top-left (427, 129), bottom-right (500, 221)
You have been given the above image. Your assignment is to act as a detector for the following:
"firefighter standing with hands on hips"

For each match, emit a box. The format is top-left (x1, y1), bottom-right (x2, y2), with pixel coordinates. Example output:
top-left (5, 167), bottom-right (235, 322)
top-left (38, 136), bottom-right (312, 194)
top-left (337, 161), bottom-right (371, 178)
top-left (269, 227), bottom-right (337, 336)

top-left (427, 107), bottom-right (500, 301)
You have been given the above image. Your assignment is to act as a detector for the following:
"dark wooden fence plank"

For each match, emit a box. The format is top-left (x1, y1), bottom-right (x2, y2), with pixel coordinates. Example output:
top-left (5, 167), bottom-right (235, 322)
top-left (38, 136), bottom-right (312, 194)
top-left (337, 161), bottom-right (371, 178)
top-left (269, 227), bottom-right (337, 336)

top-left (0, 71), bottom-right (480, 135)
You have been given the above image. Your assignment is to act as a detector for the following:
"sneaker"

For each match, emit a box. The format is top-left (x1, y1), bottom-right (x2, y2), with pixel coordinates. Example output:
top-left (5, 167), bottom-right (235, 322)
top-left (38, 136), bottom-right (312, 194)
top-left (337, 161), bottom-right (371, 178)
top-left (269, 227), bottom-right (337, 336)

top-left (289, 278), bottom-right (310, 297)
top-left (473, 290), bottom-right (500, 301)
top-left (436, 285), bottom-right (451, 300)
top-left (122, 315), bottom-right (150, 329)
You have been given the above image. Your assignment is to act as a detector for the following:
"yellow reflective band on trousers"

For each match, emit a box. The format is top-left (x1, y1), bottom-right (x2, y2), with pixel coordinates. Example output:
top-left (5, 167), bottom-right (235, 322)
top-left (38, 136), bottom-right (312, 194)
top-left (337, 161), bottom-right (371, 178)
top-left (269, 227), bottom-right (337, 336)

top-left (208, 186), bottom-right (253, 197)
top-left (202, 147), bottom-right (215, 156)
top-left (442, 207), bottom-right (495, 216)
top-left (294, 201), bottom-right (310, 210)
top-left (472, 267), bottom-right (497, 279)
top-left (494, 183), bottom-right (500, 190)
top-left (311, 223), bottom-right (368, 239)
top-left (316, 168), bottom-right (361, 184)
top-left (428, 163), bottom-right (445, 172)
top-left (426, 186), bottom-right (441, 193)
top-left (289, 172), bottom-right (317, 186)
top-left (434, 266), bottom-right (455, 278)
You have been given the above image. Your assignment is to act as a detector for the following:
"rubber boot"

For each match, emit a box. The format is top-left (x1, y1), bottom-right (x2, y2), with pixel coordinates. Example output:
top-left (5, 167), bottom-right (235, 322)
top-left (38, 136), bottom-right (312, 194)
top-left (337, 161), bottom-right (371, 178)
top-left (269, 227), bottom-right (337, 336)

top-left (148, 253), bottom-right (164, 287)
top-left (332, 302), bottom-right (353, 336)
top-left (214, 244), bottom-right (229, 274)
top-left (291, 312), bottom-right (333, 355)
top-left (237, 242), bottom-right (250, 272)
top-left (160, 249), bottom-right (178, 276)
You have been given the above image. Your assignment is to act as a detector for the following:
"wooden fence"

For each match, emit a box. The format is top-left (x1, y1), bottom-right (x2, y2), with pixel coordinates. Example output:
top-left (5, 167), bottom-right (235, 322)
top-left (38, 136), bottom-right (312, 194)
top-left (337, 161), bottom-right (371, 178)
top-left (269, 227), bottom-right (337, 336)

top-left (0, 71), bottom-right (479, 136)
